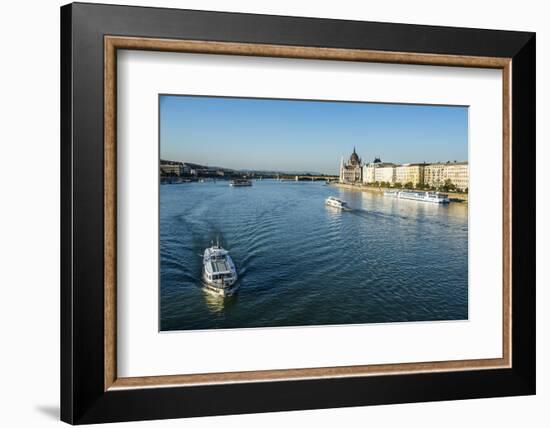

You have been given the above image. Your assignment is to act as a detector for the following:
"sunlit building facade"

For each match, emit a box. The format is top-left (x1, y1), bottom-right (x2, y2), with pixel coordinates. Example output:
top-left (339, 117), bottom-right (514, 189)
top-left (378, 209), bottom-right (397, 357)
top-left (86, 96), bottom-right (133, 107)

top-left (340, 149), bottom-right (468, 191)
top-left (395, 164), bottom-right (425, 187)
top-left (424, 161), bottom-right (469, 191)
top-left (363, 159), bottom-right (396, 184)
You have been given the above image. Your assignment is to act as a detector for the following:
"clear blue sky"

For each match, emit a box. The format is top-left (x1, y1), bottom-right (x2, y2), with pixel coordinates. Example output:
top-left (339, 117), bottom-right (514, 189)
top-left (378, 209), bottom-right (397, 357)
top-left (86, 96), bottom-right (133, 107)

top-left (160, 95), bottom-right (468, 175)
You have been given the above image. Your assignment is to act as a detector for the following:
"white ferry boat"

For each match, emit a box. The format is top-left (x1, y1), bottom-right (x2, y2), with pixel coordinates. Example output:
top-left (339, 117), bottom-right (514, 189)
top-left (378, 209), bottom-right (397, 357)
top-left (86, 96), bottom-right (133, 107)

top-left (229, 179), bottom-right (252, 187)
top-left (202, 241), bottom-right (238, 297)
top-left (384, 189), bottom-right (450, 204)
top-left (325, 196), bottom-right (350, 210)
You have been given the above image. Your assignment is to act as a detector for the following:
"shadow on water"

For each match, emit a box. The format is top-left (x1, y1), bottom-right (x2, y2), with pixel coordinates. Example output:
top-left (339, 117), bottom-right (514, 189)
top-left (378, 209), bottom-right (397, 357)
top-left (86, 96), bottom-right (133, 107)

top-left (342, 206), bottom-right (390, 221)
top-left (349, 207), bottom-right (405, 222)
top-left (347, 207), bottom-right (371, 218)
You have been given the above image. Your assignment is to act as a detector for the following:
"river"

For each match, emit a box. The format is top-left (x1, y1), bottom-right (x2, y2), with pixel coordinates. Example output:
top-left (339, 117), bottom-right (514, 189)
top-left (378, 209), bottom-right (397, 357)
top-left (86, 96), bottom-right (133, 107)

top-left (160, 180), bottom-right (468, 331)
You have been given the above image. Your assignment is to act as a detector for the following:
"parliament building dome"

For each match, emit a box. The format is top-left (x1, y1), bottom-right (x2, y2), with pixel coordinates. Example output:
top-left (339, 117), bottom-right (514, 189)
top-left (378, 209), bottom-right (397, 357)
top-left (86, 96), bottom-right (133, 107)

top-left (349, 147), bottom-right (361, 166)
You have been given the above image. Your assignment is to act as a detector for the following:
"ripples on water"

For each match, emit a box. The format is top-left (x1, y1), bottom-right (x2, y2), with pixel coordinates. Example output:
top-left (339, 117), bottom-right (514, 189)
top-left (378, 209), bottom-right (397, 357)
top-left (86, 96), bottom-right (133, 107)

top-left (160, 181), bottom-right (468, 331)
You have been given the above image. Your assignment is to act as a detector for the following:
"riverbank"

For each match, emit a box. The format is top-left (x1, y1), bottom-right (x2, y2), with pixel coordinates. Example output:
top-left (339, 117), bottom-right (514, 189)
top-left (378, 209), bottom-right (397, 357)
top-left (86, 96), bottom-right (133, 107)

top-left (329, 182), bottom-right (469, 202)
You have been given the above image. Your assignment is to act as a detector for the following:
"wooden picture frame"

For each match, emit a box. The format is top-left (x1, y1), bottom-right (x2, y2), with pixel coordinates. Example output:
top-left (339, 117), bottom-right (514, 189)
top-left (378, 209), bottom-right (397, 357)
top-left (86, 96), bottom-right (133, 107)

top-left (61, 2), bottom-right (535, 424)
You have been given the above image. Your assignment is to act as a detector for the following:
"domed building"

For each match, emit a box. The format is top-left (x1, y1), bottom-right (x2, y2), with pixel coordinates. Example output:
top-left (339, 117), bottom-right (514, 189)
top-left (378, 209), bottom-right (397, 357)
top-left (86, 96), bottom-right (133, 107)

top-left (339, 147), bottom-right (363, 183)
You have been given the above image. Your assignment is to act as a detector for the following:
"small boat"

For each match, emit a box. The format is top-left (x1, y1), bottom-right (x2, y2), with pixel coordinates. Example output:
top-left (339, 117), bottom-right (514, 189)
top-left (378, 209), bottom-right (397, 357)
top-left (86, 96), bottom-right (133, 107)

top-left (229, 179), bottom-right (252, 187)
top-left (325, 196), bottom-right (350, 210)
top-left (202, 240), bottom-right (238, 297)
top-left (384, 189), bottom-right (450, 204)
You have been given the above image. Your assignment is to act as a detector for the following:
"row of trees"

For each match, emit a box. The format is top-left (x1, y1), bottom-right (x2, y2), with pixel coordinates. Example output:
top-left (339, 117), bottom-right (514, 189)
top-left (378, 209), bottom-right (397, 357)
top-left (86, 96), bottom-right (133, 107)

top-left (368, 179), bottom-right (467, 193)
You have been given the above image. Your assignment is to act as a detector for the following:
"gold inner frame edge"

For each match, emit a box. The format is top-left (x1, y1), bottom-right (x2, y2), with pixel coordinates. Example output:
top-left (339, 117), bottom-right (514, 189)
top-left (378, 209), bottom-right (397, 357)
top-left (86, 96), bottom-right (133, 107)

top-left (104, 36), bottom-right (512, 391)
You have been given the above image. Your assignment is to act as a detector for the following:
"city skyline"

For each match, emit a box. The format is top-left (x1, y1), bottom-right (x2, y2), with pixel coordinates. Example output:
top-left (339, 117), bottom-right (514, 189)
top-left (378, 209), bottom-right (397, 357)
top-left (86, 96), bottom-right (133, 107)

top-left (160, 95), bottom-right (468, 175)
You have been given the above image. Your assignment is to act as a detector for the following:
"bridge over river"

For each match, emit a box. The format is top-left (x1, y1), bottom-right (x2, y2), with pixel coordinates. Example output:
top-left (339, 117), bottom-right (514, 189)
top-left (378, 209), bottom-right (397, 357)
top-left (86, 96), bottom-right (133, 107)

top-left (275, 174), bottom-right (339, 182)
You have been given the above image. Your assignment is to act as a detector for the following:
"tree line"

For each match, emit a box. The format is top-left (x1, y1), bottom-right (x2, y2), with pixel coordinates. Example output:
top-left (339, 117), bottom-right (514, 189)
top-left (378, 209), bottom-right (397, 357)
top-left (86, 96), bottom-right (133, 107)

top-left (367, 179), bottom-right (467, 193)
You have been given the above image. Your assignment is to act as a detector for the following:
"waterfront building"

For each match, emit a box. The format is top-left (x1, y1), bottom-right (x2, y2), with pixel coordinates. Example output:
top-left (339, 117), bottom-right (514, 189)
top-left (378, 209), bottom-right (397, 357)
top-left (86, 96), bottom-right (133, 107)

top-left (339, 147), bottom-right (363, 183)
top-left (424, 161), bottom-right (469, 191)
top-left (362, 157), bottom-right (380, 184)
top-left (160, 162), bottom-right (183, 176)
top-left (363, 163), bottom-right (376, 184)
top-left (395, 163), bottom-right (425, 187)
top-left (376, 165), bottom-right (397, 184)
top-left (441, 161), bottom-right (468, 191)
top-left (363, 158), bottom-right (396, 184)
top-left (423, 162), bottom-right (446, 189)
top-left (338, 151), bottom-right (468, 191)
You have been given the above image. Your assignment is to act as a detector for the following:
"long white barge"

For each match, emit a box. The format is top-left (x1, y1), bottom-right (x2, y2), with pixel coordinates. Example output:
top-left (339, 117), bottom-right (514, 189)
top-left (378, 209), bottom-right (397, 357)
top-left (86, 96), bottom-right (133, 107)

top-left (384, 190), bottom-right (450, 204)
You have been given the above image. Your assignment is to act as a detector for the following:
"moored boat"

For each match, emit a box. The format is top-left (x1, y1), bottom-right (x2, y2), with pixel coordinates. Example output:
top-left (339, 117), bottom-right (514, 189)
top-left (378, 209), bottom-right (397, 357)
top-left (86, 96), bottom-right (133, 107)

top-left (202, 240), bottom-right (238, 297)
top-left (384, 189), bottom-right (449, 204)
top-left (229, 179), bottom-right (252, 187)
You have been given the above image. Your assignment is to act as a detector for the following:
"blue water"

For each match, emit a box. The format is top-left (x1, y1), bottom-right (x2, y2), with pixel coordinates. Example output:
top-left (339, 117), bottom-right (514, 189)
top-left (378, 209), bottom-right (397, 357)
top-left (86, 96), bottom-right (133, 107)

top-left (160, 180), bottom-right (468, 331)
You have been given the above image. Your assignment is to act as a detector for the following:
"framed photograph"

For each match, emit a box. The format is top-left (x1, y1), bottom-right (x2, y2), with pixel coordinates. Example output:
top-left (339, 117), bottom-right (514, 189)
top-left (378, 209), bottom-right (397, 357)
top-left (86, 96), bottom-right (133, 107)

top-left (61, 2), bottom-right (536, 424)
